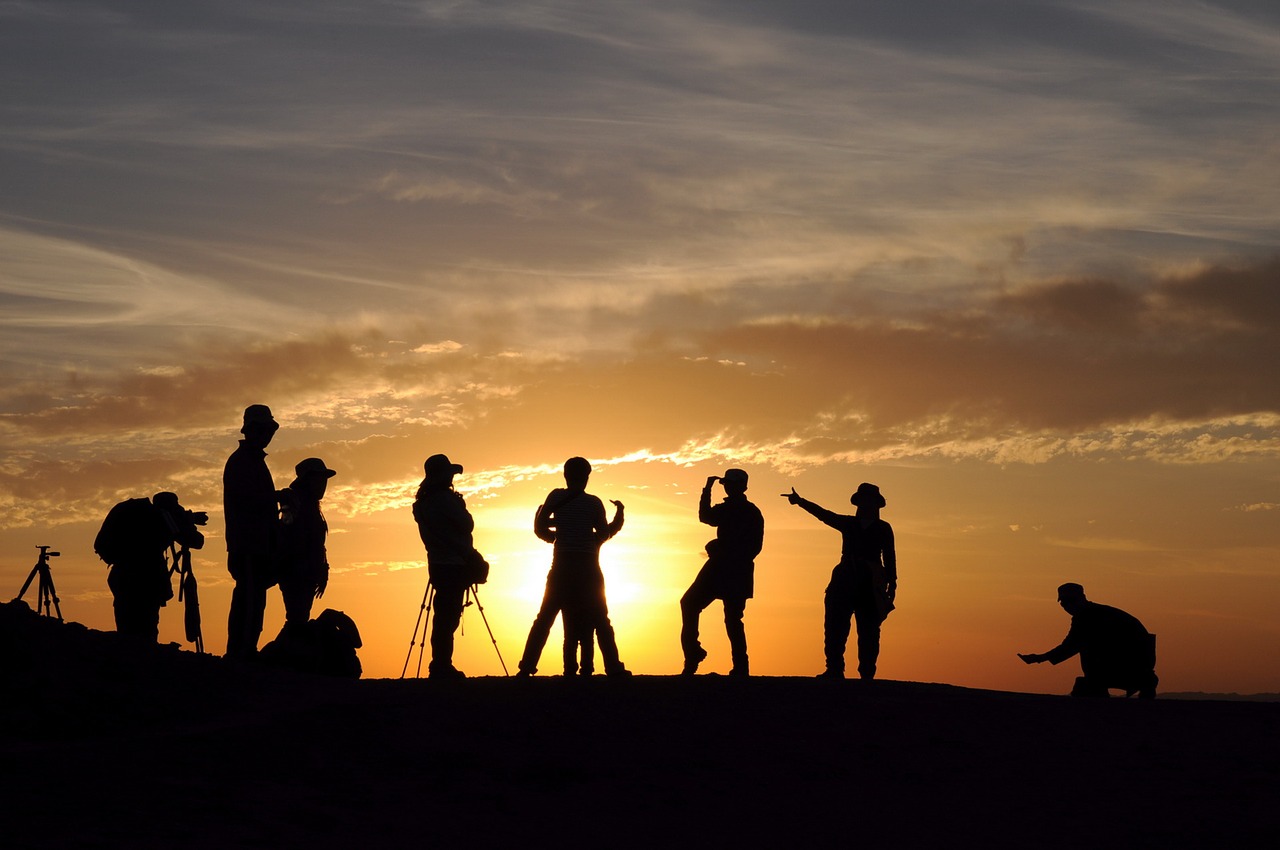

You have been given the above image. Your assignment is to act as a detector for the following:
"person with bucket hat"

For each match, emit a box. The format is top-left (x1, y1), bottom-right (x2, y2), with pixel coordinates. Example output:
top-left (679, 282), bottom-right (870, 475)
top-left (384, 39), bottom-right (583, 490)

top-left (223, 404), bottom-right (281, 660)
top-left (783, 482), bottom-right (896, 679)
top-left (680, 468), bottom-right (764, 676)
top-left (278, 457), bottom-right (336, 629)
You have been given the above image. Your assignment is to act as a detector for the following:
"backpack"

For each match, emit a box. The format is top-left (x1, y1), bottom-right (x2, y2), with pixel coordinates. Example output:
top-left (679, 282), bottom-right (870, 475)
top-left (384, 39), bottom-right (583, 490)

top-left (93, 498), bottom-right (168, 566)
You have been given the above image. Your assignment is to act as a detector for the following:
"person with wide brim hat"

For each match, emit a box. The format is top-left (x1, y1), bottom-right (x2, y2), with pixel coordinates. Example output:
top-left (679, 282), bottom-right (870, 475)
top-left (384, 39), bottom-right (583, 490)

top-left (782, 481), bottom-right (897, 680)
top-left (224, 404), bottom-right (282, 660)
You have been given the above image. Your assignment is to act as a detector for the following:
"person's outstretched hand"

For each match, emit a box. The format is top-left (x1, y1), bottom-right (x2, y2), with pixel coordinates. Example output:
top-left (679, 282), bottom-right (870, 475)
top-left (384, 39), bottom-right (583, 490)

top-left (781, 487), bottom-right (801, 505)
top-left (1017, 653), bottom-right (1042, 665)
top-left (610, 499), bottom-right (625, 511)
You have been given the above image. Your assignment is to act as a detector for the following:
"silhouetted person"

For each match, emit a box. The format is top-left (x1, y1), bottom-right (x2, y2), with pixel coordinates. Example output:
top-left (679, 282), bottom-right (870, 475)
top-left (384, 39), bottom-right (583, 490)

top-left (412, 453), bottom-right (485, 679)
top-left (681, 468), bottom-right (764, 676)
top-left (94, 491), bottom-right (206, 643)
top-left (278, 457), bottom-right (335, 629)
top-left (517, 457), bottom-right (631, 677)
top-left (1019, 583), bottom-right (1158, 698)
top-left (785, 482), bottom-right (896, 680)
top-left (224, 404), bottom-right (281, 660)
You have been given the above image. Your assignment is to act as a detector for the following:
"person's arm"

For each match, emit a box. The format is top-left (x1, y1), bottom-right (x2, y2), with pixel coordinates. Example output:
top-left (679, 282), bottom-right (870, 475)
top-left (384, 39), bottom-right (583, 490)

top-left (698, 476), bottom-right (718, 526)
top-left (603, 500), bottom-right (624, 540)
top-left (1019, 623), bottom-right (1080, 665)
top-left (782, 488), bottom-right (843, 529)
top-left (882, 523), bottom-right (897, 600)
top-left (533, 490), bottom-right (559, 543)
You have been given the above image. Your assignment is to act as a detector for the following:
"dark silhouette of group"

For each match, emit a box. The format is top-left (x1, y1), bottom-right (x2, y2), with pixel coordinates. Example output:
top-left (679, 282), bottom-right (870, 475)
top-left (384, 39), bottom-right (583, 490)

top-left (91, 403), bottom-right (1160, 697)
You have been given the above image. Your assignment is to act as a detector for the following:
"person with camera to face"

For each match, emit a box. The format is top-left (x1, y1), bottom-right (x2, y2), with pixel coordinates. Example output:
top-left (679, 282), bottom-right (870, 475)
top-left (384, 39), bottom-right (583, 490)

top-left (223, 404), bottom-right (281, 661)
top-left (95, 491), bottom-right (207, 644)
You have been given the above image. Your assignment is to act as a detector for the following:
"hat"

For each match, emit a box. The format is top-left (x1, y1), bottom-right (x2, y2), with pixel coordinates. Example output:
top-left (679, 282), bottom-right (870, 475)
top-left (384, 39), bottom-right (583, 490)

top-left (152, 491), bottom-right (182, 511)
top-left (1057, 582), bottom-right (1086, 600)
top-left (722, 468), bottom-right (749, 486)
top-left (295, 457), bottom-right (337, 479)
top-left (849, 482), bottom-right (885, 508)
top-left (564, 456), bottom-right (592, 478)
top-left (241, 404), bottom-right (279, 433)
top-left (424, 453), bottom-right (463, 477)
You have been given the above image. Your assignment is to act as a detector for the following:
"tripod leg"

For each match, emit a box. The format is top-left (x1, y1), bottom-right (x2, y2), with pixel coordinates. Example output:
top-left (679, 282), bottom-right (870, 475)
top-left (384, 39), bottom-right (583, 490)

top-left (13, 564), bottom-right (40, 604)
top-left (41, 567), bottom-right (63, 622)
top-left (415, 585), bottom-right (434, 679)
top-left (401, 580), bottom-right (434, 679)
top-left (469, 584), bottom-right (509, 676)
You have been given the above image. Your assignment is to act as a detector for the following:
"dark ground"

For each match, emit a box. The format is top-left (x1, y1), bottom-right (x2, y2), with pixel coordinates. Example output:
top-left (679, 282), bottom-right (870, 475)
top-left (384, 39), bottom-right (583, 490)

top-left (3, 601), bottom-right (1277, 849)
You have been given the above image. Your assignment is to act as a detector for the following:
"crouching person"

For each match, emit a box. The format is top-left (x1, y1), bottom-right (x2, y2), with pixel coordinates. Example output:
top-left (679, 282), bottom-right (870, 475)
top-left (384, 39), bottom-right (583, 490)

top-left (1019, 583), bottom-right (1158, 698)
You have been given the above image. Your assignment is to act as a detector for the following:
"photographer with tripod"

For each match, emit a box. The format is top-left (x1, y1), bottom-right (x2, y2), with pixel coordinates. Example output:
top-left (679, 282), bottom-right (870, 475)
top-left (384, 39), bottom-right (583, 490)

top-left (411, 453), bottom-right (490, 679)
top-left (94, 491), bottom-right (207, 644)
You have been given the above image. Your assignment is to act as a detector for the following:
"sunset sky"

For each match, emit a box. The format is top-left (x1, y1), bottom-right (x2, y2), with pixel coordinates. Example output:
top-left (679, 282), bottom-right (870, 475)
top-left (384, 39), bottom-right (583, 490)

top-left (3, 0), bottom-right (1278, 693)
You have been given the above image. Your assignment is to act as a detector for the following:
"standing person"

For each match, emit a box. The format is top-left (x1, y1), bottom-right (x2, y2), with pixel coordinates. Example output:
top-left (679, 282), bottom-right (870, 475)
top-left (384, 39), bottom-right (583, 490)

top-left (1019, 583), bottom-right (1158, 698)
top-left (95, 491), bottom-right (206, 644)
top-left (412, 453), bottom-right (486, 679)
top-left (784, 482), bottom-right (896, 680)
top-left (517, 456), bottom-right (631, 677)
top-left (278, 457), bottom-right (336, 630)
top-left (680, 468), bottom-right (764, 676)
top-left (224, 404), bottom-right (281, 660)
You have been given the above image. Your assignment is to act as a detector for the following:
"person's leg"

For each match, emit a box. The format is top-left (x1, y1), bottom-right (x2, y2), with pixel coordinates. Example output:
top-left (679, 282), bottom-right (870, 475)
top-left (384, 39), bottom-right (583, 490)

top-left (280, 580), bottom-right (311, 628)
top-left (822, 587), bottom-right (855, 676)
top-left (580, 629), bottom-right (595, 676)
top-left (561, 608), bottom-right (579, 676)
top-left (518, 571), bottom-right (561, 675)
top-left (429, 584), bottom-right (466, 676)
top-left (680, 566), bottom-right (716, 673)
top-left (723, 597), bottom-right (748, 675)
top-left (852, 605), bottom-right (882, 679)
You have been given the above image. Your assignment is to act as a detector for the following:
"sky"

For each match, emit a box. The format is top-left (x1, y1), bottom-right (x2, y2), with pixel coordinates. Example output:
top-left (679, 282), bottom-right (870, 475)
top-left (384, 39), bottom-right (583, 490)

top-left (2, 0), bottom-right (1279, 693)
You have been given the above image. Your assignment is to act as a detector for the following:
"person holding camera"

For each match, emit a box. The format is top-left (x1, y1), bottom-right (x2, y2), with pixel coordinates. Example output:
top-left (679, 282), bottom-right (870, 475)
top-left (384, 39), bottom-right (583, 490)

top-left (95, 491), bottom-right (207, 644)
top-left (224, 404), bottom-right (281, 660)
top-left (680, 468), bottom-right (764, 676)
top-left (412, 453), bottom-right (487, 679)
top-left (784, 482), bottom-right (896, 680)
top-left (278, 457), bottom-right (336, 629)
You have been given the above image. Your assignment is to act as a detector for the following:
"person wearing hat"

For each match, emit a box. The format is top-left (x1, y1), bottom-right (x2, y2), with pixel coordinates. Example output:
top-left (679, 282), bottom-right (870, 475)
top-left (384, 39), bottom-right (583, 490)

top-left (95, 491), bottom-right (206, 644)
top-left (1019, 583), bottom-right (1158, 698)
top-left (517, 456), bottom-right (631, 677)
top-left (277, 457), bottom-right (336, 629)
top-left (412, 453), bottom-right (485, 679)
top-left (223, 404), bottom-right (282, 660)
top-left (784, 482), bottom-right (897, 679)
top-left (680, 468), bottom-right (765, 676)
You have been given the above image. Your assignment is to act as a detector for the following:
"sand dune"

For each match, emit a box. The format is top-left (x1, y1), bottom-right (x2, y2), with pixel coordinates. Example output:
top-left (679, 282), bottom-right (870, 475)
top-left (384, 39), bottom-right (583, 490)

top-left (3, 601), bottom-right (1275, 849)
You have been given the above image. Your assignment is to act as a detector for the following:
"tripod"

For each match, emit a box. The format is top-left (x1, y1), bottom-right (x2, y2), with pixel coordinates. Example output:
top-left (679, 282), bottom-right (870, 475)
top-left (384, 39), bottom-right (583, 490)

top-left (401, 581), bottom-right (509, 678)
top-left (14, 545), bottom-right (63, 621)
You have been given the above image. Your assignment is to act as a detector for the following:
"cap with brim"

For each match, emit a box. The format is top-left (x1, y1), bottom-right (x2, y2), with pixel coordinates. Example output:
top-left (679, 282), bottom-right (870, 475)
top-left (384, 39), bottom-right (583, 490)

top-left (722, 468), bottom-right (749, 486)
top-left (424, 453), bottom-right (464, 477)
